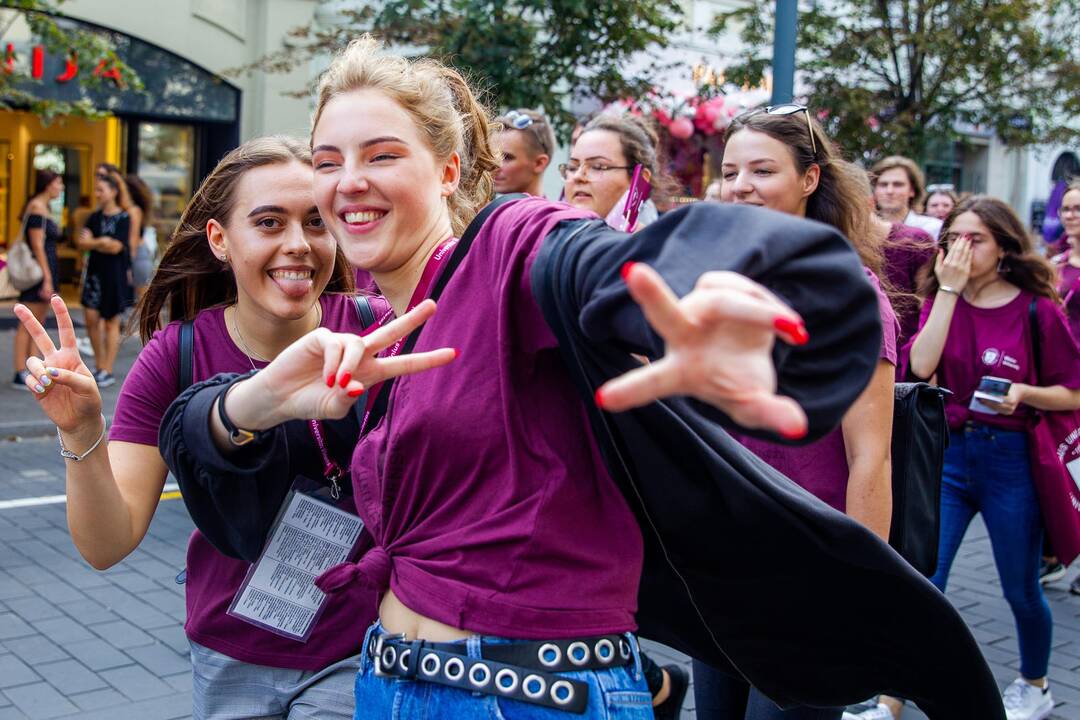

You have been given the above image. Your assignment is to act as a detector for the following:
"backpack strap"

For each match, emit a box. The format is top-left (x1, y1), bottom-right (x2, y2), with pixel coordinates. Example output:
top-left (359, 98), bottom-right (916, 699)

top-left (362, 193), bottom-right (524, 433)
top-left (178, 320), bottom-right (195, 391)
top-left (353, 295), bottom-right (377, 329)
top-left (1029, 297), bottom-right (1041, 385)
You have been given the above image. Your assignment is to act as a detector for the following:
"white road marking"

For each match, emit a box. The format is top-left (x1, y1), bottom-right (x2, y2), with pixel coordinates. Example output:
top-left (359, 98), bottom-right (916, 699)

top-left (0, 482), bottom-right (180, 511)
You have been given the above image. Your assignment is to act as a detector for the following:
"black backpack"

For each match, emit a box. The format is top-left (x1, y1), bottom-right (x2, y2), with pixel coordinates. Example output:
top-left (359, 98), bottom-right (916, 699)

top-left (888, 382), bottom-right (949, 576)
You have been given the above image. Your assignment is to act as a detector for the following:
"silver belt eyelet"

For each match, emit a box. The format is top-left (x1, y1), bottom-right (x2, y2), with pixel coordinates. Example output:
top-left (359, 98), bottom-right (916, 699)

top-left (444, 657), bottom-right (465, 681)
top-left (468, 662), bottom-right (492, 688)
top-left (495, 668), bottom-right (520, 694)
top-left (398, 647), bottom-right (411, 672)
top-left (522, 674), bottom-right (547, 700)
top-left (594, 638), bottom-right (615, 664)
top-left (567, 641), bottom-right (590, 666)
top-left (550, 679), bottom-right (575, 706)
top-left (420, 652), bottom-right (441, 677)
top-left (538, 642), bottom-right (562, 668)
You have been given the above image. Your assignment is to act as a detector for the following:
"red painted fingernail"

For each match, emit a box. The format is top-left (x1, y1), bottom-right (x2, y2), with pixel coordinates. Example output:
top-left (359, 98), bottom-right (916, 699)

top-left (339, 372), bottom-right (352, 388)
top-left (326, 373), bottom-right (335, 388)
top-left (774, 317), bottom-right (809, 345)
top-left (452, 348), bottom-right (460, 359)
top-left (594, 387), bottom-right (606, 408)
top-left (620, 262), bottom-right (636, 281)
top-left (347, 387), bottom-right (364, 398)
top-left (781, 426), bottom-right (808, 440)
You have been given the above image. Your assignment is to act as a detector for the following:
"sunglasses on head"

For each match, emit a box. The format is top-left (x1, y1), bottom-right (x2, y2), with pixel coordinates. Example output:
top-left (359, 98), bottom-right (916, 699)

top-left (504, 110), bottom-right (541, 130)
top-left (738, 103), bottom-right (818, 156)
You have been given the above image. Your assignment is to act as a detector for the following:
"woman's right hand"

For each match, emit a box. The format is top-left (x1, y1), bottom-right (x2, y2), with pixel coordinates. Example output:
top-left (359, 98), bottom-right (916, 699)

top-left (229, 299), bottom-right (457, 428)
top-left (13, 296), bottom-right (102, 433)
top-left (934, 234), bottom-right (972, 292)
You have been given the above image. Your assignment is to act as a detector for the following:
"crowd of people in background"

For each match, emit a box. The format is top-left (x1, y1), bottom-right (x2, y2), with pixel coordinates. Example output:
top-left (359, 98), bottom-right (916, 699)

top-left (7, 37), bottom-right (1080, 720)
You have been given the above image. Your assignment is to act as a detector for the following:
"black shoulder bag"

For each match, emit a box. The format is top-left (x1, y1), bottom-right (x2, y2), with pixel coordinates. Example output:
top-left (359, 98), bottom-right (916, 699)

top-left (888, 381), bottom-right (949, 576)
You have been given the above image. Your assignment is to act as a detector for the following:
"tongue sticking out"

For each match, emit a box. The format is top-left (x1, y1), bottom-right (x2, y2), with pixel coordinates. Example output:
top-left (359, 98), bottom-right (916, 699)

top-left (270, 273), bottom-right (314, 298)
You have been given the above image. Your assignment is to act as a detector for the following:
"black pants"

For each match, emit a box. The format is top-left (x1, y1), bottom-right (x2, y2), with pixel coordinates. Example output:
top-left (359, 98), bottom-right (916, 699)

top-left (692, 660), bottom-right (842, 720)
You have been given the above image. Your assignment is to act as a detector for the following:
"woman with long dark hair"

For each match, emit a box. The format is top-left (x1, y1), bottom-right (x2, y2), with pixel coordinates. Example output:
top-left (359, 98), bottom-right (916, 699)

top-left (14, 136), bottom-right (453, 719)
top-left (124, 173), bottom-right (155, 299)
top-left (10, 168), bottom-right (63, 388)
top-left (881, 196), bottom-right (1080, 720)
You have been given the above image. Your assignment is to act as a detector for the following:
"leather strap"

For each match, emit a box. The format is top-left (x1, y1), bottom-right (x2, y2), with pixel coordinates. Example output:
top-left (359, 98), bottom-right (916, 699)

top-left (178, 319), bottom-right (195, 391)
top-left (353, 295), bottom-right (377, 328)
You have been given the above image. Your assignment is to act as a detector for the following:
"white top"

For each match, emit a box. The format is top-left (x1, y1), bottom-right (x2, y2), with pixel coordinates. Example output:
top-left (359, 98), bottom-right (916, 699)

top-left (904, 210), bottom-right (943, 240)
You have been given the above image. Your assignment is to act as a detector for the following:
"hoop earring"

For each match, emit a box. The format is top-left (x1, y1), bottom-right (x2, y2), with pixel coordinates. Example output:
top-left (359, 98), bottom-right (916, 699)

top-left (996, 257), bottom-right (1007, 274)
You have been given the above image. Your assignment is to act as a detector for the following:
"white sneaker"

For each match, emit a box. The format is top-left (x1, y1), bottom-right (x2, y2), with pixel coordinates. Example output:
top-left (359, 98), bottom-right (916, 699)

top-left (842, 703), bottom-right (895, 720)
top-left (76, 336), bottom-right (94, 356)
top-left (1003, 678), bottom-right (1053, 720)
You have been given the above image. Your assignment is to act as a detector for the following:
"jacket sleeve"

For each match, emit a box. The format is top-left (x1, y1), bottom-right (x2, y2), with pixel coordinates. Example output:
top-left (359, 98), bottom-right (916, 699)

top-left (531, 202), bottom-right (882, 443)
top-left (158, 373), bottom-right (292, 562)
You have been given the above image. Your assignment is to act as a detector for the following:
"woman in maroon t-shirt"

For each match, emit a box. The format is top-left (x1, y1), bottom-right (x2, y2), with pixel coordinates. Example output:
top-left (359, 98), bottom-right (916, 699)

top-left (1051, 181), bottom-right (1080, 342)
top-left (904, 196), bottom-right (1080, 720)
top-left (12, 137), bottom-right (450, 719)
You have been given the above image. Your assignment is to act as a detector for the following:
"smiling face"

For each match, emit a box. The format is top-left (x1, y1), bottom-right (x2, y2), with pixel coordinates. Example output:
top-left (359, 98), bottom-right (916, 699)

top-left (1061, 188), bottom-right (1080, 240)
top-left (719, 128), bottom-right (818, 217)
top-left (874, 167), bottom-right (915, 216)
top-left (944, 211), bottom-right (1003, 282)
top-left (311, 88), bottom-right (460, 272)
top-left (207, 161), bottom-right (335, 322)
top-left (925, 192), bottom-right (955, 220)
top-left (563, 129), bottom-right (633, 218)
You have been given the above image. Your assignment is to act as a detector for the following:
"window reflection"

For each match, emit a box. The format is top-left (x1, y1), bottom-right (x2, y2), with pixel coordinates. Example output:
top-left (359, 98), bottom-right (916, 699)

top-left (136, 123), bottom-right (194, 242)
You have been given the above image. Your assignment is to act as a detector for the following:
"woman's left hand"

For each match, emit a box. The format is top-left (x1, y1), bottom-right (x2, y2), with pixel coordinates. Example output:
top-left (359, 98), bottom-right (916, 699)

top-left (595, 263), bottom-right (811, 439)
top-left (982, 383), bottom-right (1027, 416)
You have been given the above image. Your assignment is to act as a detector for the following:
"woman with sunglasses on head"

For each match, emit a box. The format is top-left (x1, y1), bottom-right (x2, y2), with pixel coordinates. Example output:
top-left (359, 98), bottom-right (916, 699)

top-left (14, 136), bottom-right (454, 720)
top-left (562, 113), bottom-right (662, 230)
top-left (688, 106), bottom-right (897, 720)
top-left (162, 36), bottom-right (1007, 720)
top-left (856, 197), bottom-right (1080, 720)
top-left (492, 109), bottom-right (557, 197)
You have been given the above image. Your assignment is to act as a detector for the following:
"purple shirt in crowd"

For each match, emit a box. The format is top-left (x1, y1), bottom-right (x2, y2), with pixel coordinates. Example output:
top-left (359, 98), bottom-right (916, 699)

top-left (883, 223), bottom-right (936, 350)
top-left (1054, 257), bottom-right (1080, 342)
top-left (111, 294), bottom-right (378, 670)
top-left (342, 198), bottom-right (643, 639)
top-left (734, 271), bottom-right (899, 511)
top-left (904, 291), bottom-right (1080, 432)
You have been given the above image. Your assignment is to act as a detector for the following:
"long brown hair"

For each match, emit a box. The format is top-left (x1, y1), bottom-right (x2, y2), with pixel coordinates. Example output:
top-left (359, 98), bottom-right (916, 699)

top-left (134, 136), bottom-right (354, 342)
top-left (724, 109), bottom-right (883, 278)
top-left (311, 35), bottom-right (499, 236)
top-left (922, 195), bottom-right (1059, 302)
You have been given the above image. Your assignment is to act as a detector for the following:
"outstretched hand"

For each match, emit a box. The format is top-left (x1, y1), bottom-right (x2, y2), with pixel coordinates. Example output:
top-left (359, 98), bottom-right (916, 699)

top-left (235, 299), bottom-right (458, 426)
top-left (594, 263), bottom-right (810, 439)
top-left (13, 296), bottom-right (102, 433)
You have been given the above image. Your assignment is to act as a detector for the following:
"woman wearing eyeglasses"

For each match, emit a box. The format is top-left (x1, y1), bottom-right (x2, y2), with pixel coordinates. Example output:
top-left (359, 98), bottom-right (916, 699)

top-left (693, 105), bottom-right (898, 720)
top-left (561, 114), bottom-right (661, 229)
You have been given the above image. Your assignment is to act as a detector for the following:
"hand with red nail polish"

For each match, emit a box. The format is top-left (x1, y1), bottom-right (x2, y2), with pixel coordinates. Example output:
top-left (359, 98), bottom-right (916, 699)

top-left (594, 265), bottom-right (808, 438)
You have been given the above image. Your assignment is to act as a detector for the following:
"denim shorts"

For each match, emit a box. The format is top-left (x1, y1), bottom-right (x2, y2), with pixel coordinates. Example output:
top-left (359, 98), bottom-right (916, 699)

top-left (353, 621), bottom-right (653, 720)
top-left (190, 639), bottom-right (360, 719)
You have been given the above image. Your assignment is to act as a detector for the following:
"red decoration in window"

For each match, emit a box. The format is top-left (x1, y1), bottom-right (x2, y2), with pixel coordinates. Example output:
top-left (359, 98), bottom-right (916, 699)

top-left (92, 58), bottom-right (123, 87)
top-left (55, 54), bottom-right (78, 83)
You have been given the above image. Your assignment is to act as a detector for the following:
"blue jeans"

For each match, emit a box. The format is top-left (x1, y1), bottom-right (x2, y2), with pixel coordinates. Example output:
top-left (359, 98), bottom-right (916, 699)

top-left (690, 660), bottom-right (841, 720)
top-left (932, 424), bottom-right (1052, 679)
top-left (353, 621), bottom-right (652, 720)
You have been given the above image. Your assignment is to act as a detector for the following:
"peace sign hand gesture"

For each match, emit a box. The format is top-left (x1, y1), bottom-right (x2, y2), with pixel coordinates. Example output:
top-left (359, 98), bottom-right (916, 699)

top-left (228, 299), bottom-right (457, 429)
top-left (594, 263), bottom-right (811, 439)
top-left (13, 296), bottom-right (102, 434)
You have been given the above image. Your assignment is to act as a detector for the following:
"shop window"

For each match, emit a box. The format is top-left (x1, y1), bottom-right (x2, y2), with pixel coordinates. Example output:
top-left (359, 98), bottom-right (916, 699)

top-left (29, 142), bottom-right (91, 236)
top-left (136, 123), bottom-right (194, 243)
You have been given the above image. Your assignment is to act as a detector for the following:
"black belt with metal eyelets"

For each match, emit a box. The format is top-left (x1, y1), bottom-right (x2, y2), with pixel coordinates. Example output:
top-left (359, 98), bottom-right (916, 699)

top-left (366, 630), bottom-right (635, 714)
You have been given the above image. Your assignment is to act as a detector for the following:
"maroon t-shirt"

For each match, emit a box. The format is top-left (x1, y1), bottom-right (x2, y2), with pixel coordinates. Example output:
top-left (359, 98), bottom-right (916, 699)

top-left (735, 271), bottom-right (899, 511)
top-left (110, 294), bottom-right (381, 670)
top-left (904, 291), bottom-right (1080, 432)
top-left (883, 223), bottom-right (935, 350)
top-left (344, 198), bottom-right (643, 639)
top-left (1054, 257), bottom-right (1080, 342)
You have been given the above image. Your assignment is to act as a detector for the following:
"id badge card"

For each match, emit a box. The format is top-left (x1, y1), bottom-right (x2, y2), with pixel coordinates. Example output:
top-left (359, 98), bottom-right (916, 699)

top-left (227, 476), bottom-right (364, 642)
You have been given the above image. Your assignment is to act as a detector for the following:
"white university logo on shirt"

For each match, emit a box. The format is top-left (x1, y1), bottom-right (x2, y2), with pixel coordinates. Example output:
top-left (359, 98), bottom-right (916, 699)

top-left (981, 348), bottom-right (1000, 366)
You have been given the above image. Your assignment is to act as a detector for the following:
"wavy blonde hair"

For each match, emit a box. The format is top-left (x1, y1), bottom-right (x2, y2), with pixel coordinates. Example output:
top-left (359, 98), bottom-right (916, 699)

top-left (312, 35), bottom-right (498, 236)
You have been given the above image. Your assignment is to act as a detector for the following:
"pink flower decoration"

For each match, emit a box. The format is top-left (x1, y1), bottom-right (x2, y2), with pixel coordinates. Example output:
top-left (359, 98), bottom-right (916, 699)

top-left (669, 117), bottom-right (695, 139)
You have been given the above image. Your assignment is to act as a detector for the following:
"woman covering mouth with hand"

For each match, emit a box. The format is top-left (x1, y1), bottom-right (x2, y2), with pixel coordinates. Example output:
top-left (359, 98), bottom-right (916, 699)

top-left (13, 136), bottom-right (453, 720)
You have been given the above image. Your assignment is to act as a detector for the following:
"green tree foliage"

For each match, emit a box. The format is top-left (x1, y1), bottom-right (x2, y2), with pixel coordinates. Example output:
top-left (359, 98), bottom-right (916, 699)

top-left (233, 0), bottom-right (683, 139)
top-left (0, 0), bottom-right (142, 123)
top-left (713, 0), bottom-right (1080, 161)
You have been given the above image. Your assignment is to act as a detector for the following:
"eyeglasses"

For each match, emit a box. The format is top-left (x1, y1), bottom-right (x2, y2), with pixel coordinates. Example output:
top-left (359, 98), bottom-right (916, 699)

top-left (1061, 205), bottom-right (1080, 216)
top-left (557, 161), bottom-right (633, 180)
top-left (738, 103), bottom-right (818, 156)
top-left (504, 110), bottom-right (541, 130)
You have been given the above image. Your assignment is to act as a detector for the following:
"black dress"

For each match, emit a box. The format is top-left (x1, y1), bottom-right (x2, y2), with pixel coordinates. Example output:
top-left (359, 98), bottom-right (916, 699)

top-left (80, 210), bottom-right (133, 320)
top-left (17, 213), bottom-right (61, 303)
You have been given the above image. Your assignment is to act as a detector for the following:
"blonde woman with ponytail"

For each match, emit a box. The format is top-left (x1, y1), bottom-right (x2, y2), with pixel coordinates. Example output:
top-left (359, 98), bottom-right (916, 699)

top-left (164, 36), bottom-right (995, 720)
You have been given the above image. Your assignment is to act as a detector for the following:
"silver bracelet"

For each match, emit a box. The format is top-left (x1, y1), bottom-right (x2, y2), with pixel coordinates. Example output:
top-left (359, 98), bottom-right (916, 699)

top-left (939, 285), bottom-right (961, 296)
top-left (57, 414), bottom-right (107, 462)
